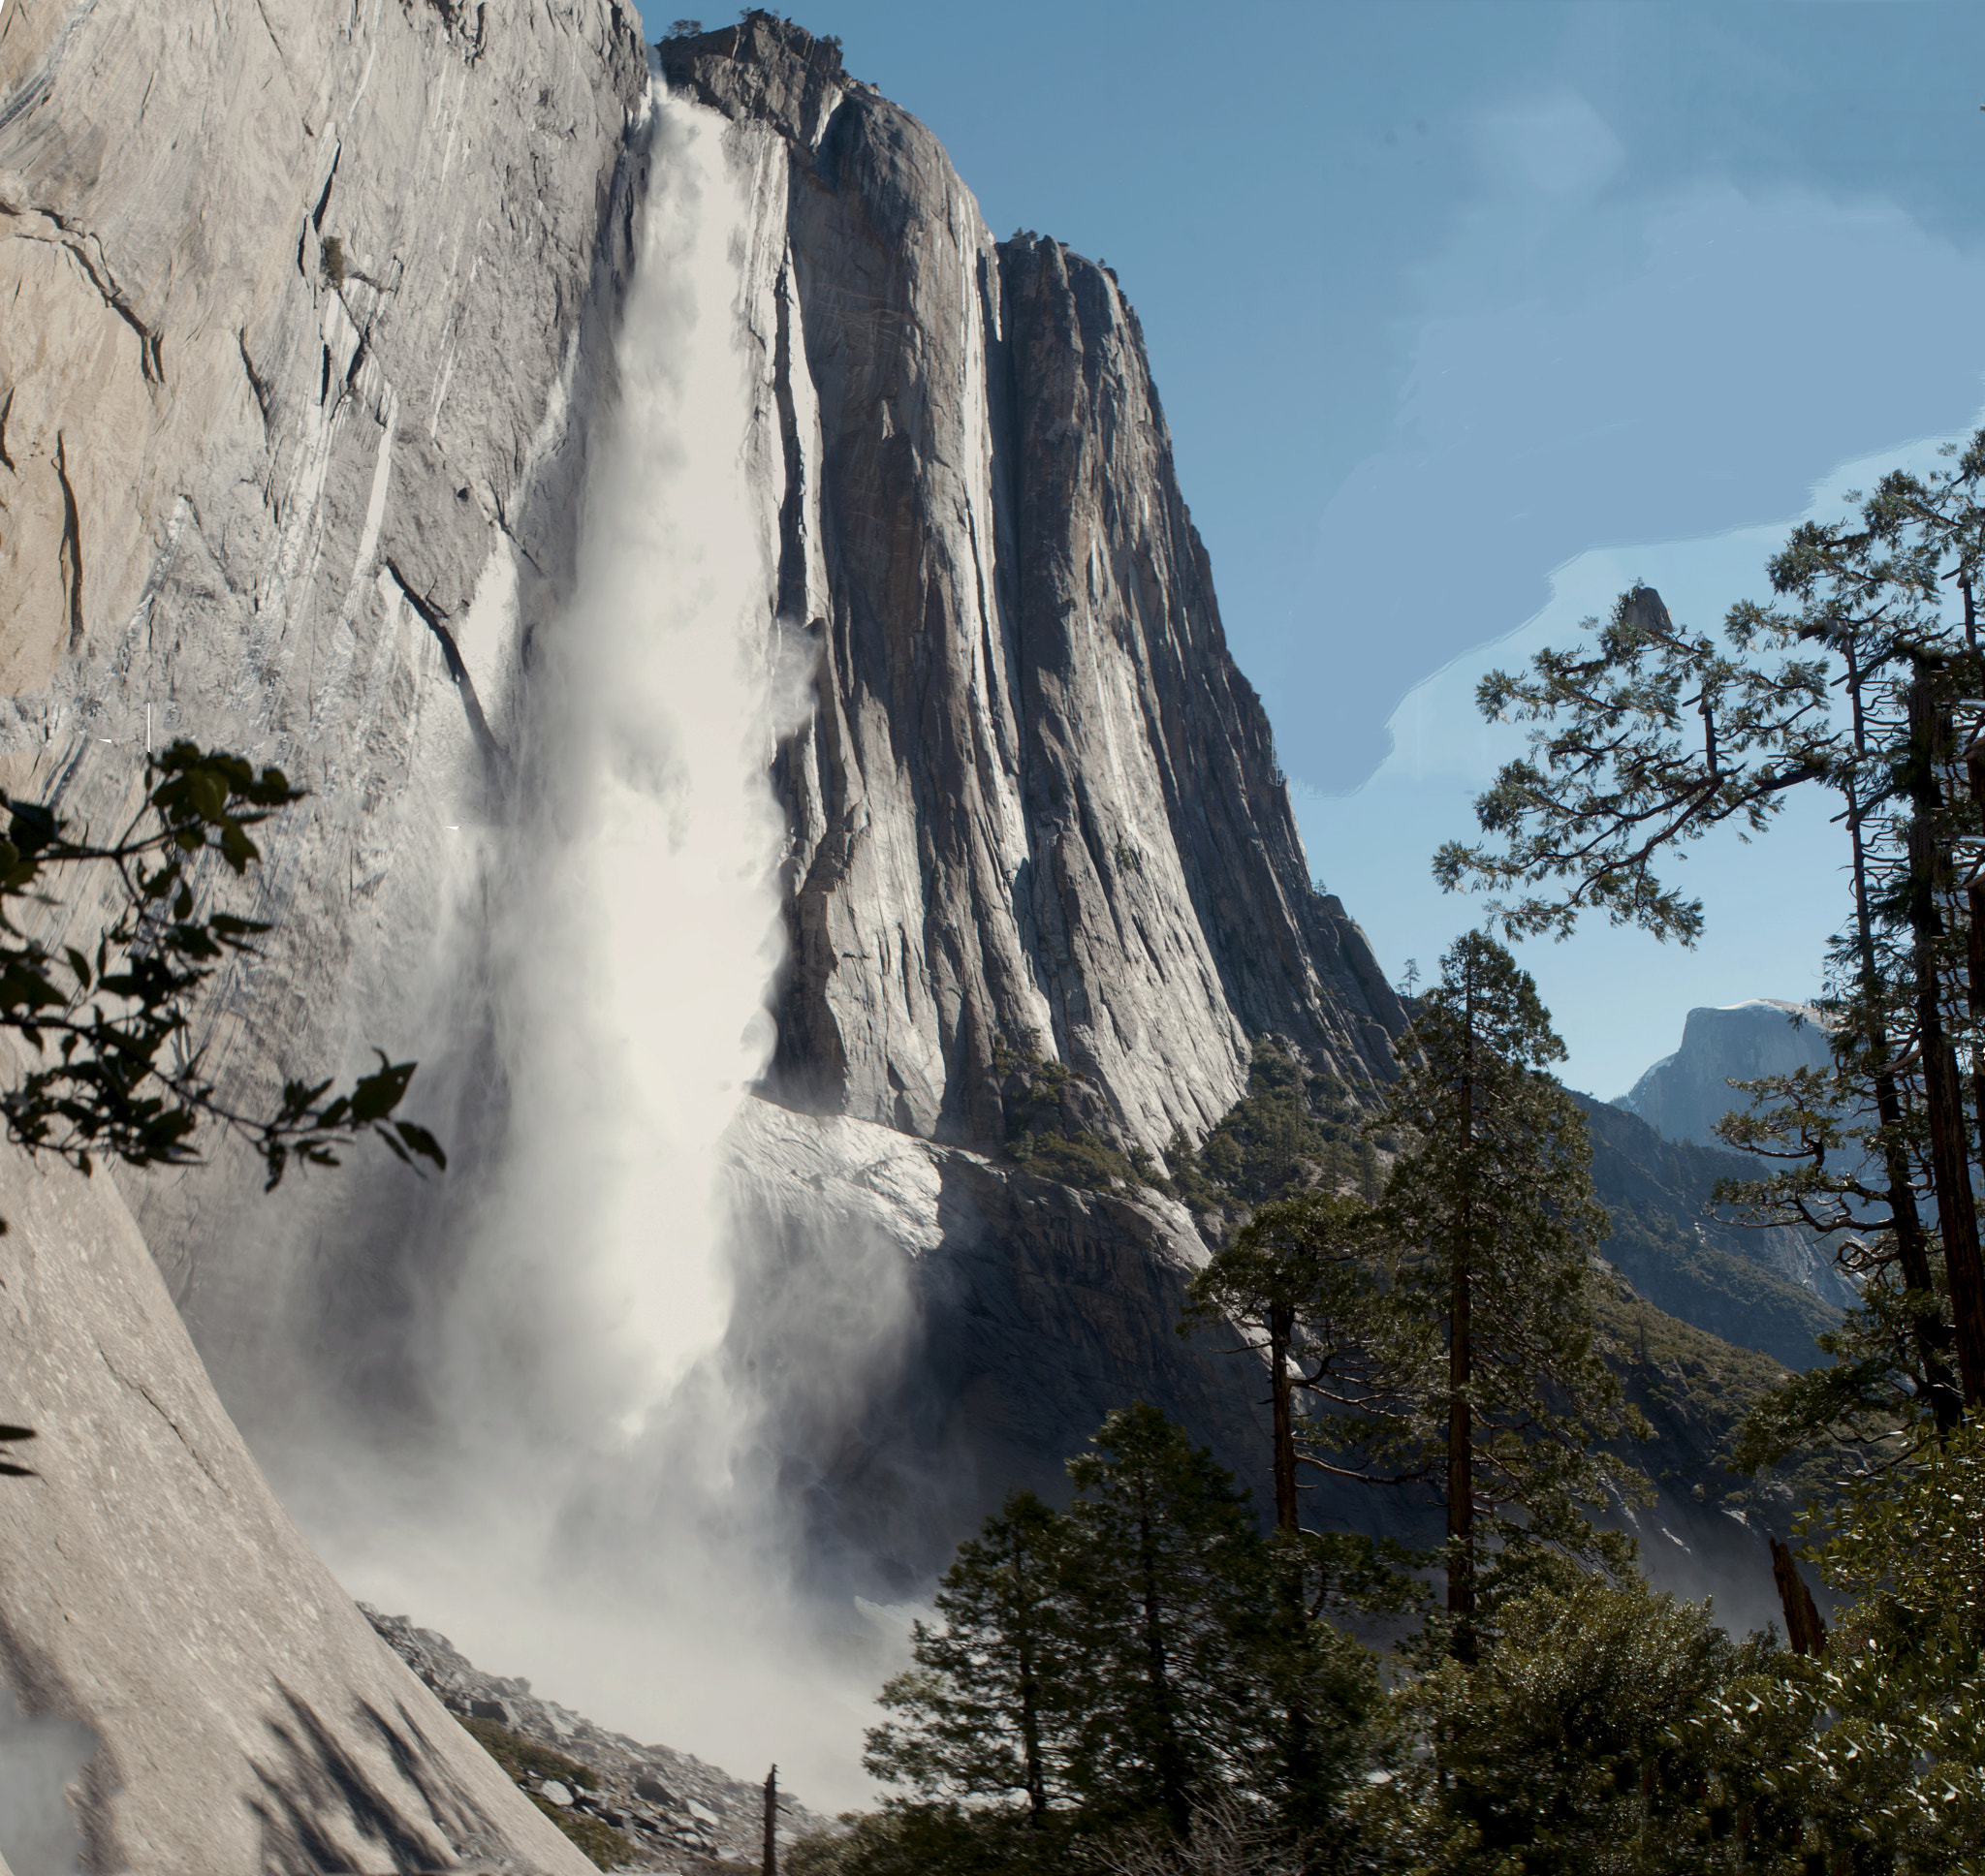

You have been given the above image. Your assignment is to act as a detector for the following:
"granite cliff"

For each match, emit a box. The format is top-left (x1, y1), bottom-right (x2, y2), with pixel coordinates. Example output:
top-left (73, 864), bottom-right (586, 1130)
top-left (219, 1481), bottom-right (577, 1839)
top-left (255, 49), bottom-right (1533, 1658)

top-left (1617, 999), bottom-right (1835, 1150)
top-left (2, 6), bottom-right (1820, 1859)
top-left (660, 18), bottom-right (1407, 1154)
top-left (643, 16), bottom-right (1414, 1584)
top-left (0, 1110), bottom-right (597, 1875)
top-left (3, 0), bottom-right (646, 1863)
top-left (2, 10), bottom-right (1415, 1572)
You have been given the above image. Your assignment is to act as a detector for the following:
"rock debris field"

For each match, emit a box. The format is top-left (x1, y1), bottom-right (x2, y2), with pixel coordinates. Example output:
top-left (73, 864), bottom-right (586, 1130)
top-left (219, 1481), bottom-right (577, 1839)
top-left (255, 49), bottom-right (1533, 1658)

top-left (362, 1607), bottom-right (831, 1871)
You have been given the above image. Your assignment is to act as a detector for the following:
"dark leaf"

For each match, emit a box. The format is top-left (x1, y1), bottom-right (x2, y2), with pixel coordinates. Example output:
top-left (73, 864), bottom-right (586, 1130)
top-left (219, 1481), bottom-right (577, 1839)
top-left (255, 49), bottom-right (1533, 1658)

top-left (346, 1054), bottom-right (416, 1125)
top-left (219, 820), bottom-right (257, 872)
top-left (392, 1119), bottom-right (448, 1172)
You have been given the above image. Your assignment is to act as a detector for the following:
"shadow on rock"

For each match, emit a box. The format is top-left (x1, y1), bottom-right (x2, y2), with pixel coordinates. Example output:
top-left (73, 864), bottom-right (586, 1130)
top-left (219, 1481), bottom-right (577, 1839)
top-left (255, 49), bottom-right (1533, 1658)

top-left (244, 1684), bottom-right (522, 1874)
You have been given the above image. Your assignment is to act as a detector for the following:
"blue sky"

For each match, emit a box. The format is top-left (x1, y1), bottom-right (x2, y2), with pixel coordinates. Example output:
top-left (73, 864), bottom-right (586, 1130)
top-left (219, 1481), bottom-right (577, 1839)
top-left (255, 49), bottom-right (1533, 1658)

top-left (637, 2), bottom-right (1985, 1095)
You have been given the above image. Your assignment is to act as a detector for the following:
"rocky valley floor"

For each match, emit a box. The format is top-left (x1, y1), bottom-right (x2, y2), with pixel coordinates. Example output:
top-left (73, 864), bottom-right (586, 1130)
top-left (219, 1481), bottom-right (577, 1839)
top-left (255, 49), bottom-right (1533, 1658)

top-left (362, 1609), bottom-right (831, 1873)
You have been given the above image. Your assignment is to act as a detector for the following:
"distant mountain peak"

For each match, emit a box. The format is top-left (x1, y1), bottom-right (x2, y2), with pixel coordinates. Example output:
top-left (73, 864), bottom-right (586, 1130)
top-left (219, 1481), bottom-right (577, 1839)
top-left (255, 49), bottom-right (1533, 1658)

top-left (1615, 998), bottom-right (1833, 1148)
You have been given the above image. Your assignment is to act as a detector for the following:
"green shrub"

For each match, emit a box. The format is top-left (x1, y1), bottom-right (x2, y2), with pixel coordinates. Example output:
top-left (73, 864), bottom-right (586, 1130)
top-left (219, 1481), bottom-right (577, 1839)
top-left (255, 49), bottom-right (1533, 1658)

top-left (1166, 1037), bottom-right (1381, 1221)
top-left (457, 1714), bottom-right (598, 1791)
top-left (1008, 1126), bottom-right (1143, 1194)
top-left (525, 1792), bottom-right (637, 1869)
top-left (994, 1029), bottom-right (1144, 1196)
top-left (320, 235), bottom-right (345, 289)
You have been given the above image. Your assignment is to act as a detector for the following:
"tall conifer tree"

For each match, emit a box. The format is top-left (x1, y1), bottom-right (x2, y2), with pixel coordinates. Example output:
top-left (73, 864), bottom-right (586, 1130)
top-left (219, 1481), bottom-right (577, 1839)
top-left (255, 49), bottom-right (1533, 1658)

top-left (1371, 932), bottom-right (1641, 1660)
top-left (1057, 1404), bottom-right (1276, 1834)
top-left (866, 1491), bottom-right (1077, 1816)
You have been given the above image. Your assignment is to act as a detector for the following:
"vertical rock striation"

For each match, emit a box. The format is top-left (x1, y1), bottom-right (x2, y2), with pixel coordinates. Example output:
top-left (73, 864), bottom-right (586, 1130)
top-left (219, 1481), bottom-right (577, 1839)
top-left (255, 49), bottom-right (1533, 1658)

top-left (664, 18), bottom-right (1405, 1158)
top-left (1, 2), bottom-right (644, 1863)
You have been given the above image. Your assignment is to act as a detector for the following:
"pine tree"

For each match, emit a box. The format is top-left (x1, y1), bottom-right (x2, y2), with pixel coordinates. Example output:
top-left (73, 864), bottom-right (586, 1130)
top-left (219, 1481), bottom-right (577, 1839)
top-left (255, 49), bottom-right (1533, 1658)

top-left (865, 1491), bottom-right (1078, 1816)
top-left (1432, 454), bottom-right (1985, 1420)
top-left (1183, 1190), bottom-right (1392, 1535)
top-left (1368, 932), bottom-right (1642, 1661)
top-left (1058, 1404), bottom-right (1278, 1835)
top-left (1182, 1190), bottom-right (1418, 1860)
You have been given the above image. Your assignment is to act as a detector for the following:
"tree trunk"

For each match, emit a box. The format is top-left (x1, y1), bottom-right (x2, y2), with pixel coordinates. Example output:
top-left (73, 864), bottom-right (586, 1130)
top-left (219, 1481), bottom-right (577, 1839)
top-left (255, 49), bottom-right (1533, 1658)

top-left (1014, 1531), bottom-right (1048, 1819)
top-left (763, 1767), bottom-right (777, 1876)
top-left (1769, 1540), bottom-right (1828, 1658)
top-left (1269, 1300), bottom-right (1298, 1535)
top-left (1872, 1057), bottom-right (1963, 1431)
top-left (1962, 745), bottom-right (1985, 1174)
top-left (1845, 655), bottom-right (1959, 1428)
top-left (1138, 1501), bottom-right (1189, 1836)
top-left (1265, 1306), bottom-right (1320, 1864)
top-left (1447, 1247), bottom-right (1475, 1663)
top-left (1447, 949), bottom-right (1478, 1664)
top-left (1908, 672), bottom-right (1985, 1406)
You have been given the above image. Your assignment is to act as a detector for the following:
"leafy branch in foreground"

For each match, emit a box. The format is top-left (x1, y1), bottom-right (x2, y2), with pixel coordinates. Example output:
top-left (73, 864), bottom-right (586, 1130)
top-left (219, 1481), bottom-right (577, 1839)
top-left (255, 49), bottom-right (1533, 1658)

top-left (0, 739), bottom-right (444, 1203)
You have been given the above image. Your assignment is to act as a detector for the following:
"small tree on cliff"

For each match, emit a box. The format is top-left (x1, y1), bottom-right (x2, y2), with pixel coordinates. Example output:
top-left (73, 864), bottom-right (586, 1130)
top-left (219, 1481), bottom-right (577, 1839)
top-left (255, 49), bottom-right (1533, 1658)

top-left (1369, 931), bottom-right (1642, 1661)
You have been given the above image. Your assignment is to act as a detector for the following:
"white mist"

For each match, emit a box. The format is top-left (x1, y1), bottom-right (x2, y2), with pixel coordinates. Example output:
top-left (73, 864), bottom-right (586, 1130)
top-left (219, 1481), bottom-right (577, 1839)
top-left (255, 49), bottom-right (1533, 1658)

top-left (316, 89), bottom-right (901, 1809)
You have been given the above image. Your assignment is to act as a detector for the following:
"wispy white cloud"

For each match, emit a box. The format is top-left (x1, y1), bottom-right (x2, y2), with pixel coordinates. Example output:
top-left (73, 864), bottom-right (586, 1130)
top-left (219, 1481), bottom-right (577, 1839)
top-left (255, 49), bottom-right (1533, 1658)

top-left (1297, 418), bottom-right (1980, 1101)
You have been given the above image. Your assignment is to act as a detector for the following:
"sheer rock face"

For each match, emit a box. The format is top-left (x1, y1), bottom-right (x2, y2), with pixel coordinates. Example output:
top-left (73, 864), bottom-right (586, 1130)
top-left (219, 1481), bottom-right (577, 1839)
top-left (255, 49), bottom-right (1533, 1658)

top-left (0, 1122), bottom-right (593, 1876)
top-left (1, 0), bottom-right (645, 695)
top-left (665, 20), bottom-right (1405, 1158)
top-left (1616, 1000), bottom-right (1834, 1149)
top-left (0, 0), bottom-right (647, 1033)
top-left (0, 3), bottom-right (640, 1866)
top-left (0, 0), bottom-right (646, 1289)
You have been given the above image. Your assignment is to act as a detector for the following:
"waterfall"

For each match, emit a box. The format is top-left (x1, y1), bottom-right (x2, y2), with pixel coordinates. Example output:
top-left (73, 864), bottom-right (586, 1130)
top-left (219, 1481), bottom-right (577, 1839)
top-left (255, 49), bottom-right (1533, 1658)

top-left (442, 89), bottom-right (789, 1443)
top-left (275, 86), bottom-right (898, 1806)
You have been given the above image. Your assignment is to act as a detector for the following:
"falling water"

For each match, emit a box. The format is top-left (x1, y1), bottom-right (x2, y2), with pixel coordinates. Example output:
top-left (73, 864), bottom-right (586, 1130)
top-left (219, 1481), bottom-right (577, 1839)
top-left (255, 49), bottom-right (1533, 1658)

top-left (296, 87), bottom-right (898, 1803)
top-left (438, 89), bottom-right (790, 1444)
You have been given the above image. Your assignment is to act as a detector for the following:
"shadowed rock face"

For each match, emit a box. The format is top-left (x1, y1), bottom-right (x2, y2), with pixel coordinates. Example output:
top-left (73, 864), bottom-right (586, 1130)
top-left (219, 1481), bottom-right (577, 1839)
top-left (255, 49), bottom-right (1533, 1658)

top-left (664, 19), bottom-right (1406, 1158)
top-left (1577, 1095), bottom-right (1850, 1361)
top-left (0, 1119), bottom-right (594, 1876)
